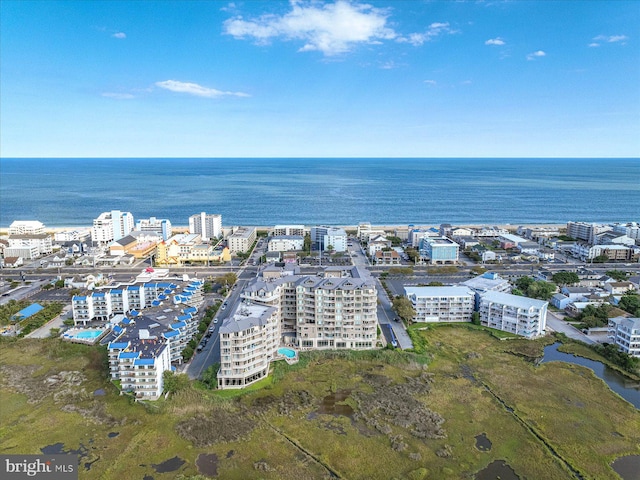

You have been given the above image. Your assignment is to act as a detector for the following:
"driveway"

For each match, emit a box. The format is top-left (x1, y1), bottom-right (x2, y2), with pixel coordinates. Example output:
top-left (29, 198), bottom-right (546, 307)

top-left (545, 311), bottom-right (596, 345)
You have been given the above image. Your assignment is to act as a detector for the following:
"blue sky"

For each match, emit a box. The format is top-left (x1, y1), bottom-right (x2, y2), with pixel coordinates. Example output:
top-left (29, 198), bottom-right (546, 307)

top-left (1, 0), bottom-right (638, 158)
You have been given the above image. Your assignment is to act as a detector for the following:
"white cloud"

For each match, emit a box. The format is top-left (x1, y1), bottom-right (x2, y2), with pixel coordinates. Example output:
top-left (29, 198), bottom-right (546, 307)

top-left (155, 80), bottom-right (250, 98)
top-left (588, 42), bottom-right (600, 48)
top-left (526, 50), bottom-right (546, 60)
top-left (101, 92), bottom-right (134, 99)
top-left (224, 1), bottom-right (396, 56)
top-left (593, 34), bottom-right (628, 43)
top-left (399, 22), bottom-right (458, 46)
top-left (485, 37), bottom-right (505, 46)
top-left (112, 32), bottom-right (126, 39)
top-left (424, 79), bottom-right (437, 86)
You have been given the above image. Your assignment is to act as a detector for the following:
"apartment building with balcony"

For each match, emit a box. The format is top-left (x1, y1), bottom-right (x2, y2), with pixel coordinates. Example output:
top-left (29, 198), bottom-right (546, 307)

top-left (418, 236), bottom-right (459, 264)
top-left (268, 235), bottom-right (304, 252)
top-left (478, 291), bottom-right (548, 339)
top-left (8, 220), bottom-right (46, 235)
top-left (228, 226), bottom-right (257, 254)
top-left (460, 272), bottom-right (512, 308)
top-left (136, 216), bottom-right (172, 241)
top-left (72, 278), bottom-right (202, 325)
top-left (188, 212), bottom-right (222, 241)
top-left (217, 303), bottom-right (279, 389)
top-left (108, 331), bottom-right (171, 400)
top-left (270, 225), bottom-right (306, 237)
top-left (607, 317), bottom-right (640, 358)
top-left (404, 286), bottom-right (475, 323)
top-left (91, 210), bottom-right (134, 245)
top-left (241, 265), bottom-right (378, 350)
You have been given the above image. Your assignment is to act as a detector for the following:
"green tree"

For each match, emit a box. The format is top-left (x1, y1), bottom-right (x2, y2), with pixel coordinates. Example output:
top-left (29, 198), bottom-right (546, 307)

top-left (392, 295), bottom-right (416, 322)
top-left (606, 270), bottom-right (629, 282)
top-left (526, 280), bottom-right (556, 300)
top-left (515, 276), bottom-right (534, 291)
top-left (216, 272), bottom-right (237, 288)
top-left (405, 248), bottom-right (419, 262)
top-left (163, 371), bottom-right (190, 393)
top-left (303, 233), bottom-right (311, 253)
top-left (471, 312), bottom-right (481, 325)
top-left (592, 254), bottom-right (609, 263)
top-left (427, 281), bottom-right (444, 286)
top-left (386, 236), bottom-right (403, 246)
top-left (618, 293), bottom-right (640, 317)
top-left (551, 272), bottom-right (580, 286)
top-left (200, 364), bottom-right (219, 389)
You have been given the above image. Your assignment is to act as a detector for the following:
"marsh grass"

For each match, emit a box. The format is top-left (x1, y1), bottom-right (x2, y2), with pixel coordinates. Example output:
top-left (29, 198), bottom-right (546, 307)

top-left (1, 332), bottom-right (639, 479)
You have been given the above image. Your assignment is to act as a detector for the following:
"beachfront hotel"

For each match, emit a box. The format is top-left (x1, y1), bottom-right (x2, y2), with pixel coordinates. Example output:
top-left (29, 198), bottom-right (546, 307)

top-left (188, 212), bottom-right (222, 241)
top-left (91, 210), bottom-right (135, 245)
top-left (478, 291), bottom-right (548, 339)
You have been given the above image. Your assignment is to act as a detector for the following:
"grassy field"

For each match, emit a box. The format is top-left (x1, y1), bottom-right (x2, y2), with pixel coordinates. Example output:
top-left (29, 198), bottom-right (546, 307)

top-left (1, 328), bottom-right (638, 480)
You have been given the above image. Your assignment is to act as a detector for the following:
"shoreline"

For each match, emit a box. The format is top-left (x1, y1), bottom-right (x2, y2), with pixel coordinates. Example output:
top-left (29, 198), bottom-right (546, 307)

top-left (0, 223), bottom-right (568, 236)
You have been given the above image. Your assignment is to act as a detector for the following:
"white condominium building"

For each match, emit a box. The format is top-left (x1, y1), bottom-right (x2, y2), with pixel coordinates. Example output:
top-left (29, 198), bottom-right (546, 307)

top-left (136, 217), bottom-right (172, 240)
top-left (404, 286), bottom-right (475, 323)
top-left (271, 225), bottom-right (306, 237)
top-left (5, 234), bottom-right (53, 260)
top-left (460, 272), bottom-right (511, 308)
top-left (188, 212), bottom-right (222, 241)
top-left (92, 210), bottom-right (134, 244)
top-left (108, 333), bottom-right (171, 400)
top-left (479, 291), bottom-right (547, 339)
top-left (228, 226), bottom-right (257, 253)
top-left (311, 226), bottom-right (348, 252)
top-left (268, 235), bottom-right (304, 252)
top-left (218, 303), bottom-right (280, 389)
top-left (72, 279), bottom-right (203, 325)
top-left (9, 220), bottom-right (46, 235)
top-left (608, 317), bottom-right (640, 358)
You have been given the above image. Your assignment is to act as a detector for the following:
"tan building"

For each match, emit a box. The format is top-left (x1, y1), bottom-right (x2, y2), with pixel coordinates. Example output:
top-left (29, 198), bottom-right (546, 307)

top-left (242, 265), bottom-right (378, 350)
top-left (228, 226), bottom-right (257, 254)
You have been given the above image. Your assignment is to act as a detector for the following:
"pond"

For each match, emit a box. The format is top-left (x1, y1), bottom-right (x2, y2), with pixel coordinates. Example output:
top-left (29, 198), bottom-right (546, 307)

top-left (540, 343), bottom-right (640, 409)
top-left (611, 454), bottom-right (640, 480)
top-left (475, 460), bottom-right (519, 480)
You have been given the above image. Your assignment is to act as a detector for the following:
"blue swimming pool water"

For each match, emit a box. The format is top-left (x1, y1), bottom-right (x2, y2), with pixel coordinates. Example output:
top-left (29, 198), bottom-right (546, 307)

top-left (74, 330), bottom-right (104, 340)
top-left (278, 348), bottom-right (296, 359)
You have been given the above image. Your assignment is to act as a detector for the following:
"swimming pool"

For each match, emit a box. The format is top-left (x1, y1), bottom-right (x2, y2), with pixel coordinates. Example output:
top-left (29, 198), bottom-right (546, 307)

top-left (77, 330), bottom-right (104, 339)
top-left (68, 329), bottom-right (105, 340)
top-left (278, 348), bottom-right (296, 359)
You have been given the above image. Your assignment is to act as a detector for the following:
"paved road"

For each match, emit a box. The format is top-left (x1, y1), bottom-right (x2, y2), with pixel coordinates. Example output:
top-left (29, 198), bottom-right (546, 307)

top-left (545, 311), bottom-right (596, 345)
top-left (184, 265), bottom-right (259, 379)
top-left (25, 305), bottom-right (73, 338)
top-left (374, 277), bottom-right (413, 350)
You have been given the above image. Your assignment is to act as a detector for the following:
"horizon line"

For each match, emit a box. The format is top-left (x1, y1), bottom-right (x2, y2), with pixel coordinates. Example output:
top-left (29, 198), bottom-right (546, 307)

top-left (2, 156), bottom-right (639, 160)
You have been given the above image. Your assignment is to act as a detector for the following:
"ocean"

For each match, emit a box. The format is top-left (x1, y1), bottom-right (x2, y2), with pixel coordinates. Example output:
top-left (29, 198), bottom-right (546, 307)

top-left (1, 158), bottom-right (638, 228)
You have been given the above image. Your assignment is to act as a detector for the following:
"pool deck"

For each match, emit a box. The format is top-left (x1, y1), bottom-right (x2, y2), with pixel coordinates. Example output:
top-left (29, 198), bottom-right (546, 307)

top-left (276, 347), bottom-right (299, 365)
